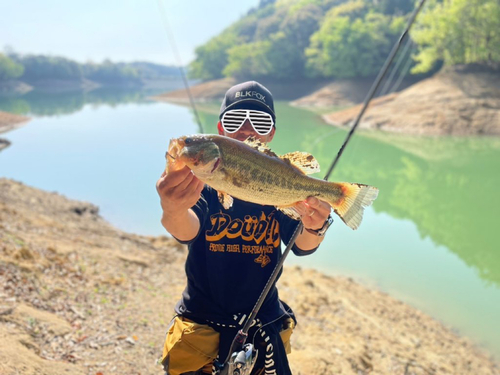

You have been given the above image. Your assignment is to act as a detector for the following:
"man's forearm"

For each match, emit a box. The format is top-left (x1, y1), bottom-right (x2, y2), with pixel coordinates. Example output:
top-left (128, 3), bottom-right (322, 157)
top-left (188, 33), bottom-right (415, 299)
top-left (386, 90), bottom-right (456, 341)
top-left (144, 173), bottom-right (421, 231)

top-left (161, 208), bottom-right (200, 242)
top-left (295, 230), bottom-right (325, 252)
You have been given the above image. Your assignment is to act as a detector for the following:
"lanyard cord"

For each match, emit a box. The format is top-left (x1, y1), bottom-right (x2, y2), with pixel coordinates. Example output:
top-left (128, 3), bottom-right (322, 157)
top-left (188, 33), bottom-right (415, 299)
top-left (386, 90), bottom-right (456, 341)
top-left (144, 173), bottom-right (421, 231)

top-left (221, 0), bottom-right (428, 368)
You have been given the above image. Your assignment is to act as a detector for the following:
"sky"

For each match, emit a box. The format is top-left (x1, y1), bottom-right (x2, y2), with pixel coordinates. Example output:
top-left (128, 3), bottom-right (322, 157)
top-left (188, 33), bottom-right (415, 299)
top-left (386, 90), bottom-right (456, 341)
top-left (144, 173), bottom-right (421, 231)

top-left (0, 0), bottom-right (260, 66)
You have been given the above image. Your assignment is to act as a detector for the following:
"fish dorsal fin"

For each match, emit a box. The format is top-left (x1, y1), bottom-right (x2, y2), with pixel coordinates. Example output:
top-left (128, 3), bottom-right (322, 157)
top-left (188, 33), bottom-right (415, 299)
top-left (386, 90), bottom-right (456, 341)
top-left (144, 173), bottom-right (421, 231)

top-left (279, 152), bottom-right (320, 175)
top-left (243, 136), bottom-right (279, 158)
top-left (218, 191), bottom-right (234, 210)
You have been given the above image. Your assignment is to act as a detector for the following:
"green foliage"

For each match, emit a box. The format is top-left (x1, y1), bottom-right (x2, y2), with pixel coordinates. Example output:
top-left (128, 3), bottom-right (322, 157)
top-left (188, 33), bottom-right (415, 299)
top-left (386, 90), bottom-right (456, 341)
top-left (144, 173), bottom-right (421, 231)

top-left (0, 53), bottom-right (24, 81)
top-left (16, 55), bottom-right (83, 81)
top-left (411, 0), bottom-right (500, 73)
top-left (223, 41), bottom-right (273, 78)
top-left (306, 4), bottom-right (404, 78)
top-left (191, 0), bottom-right (416, 81)
top-left (2, 53), bottom-right (178, 85)
top-left (189, 33), bottom-right (241, 80)
top-left (373, 0), bottom-right (415, 15)
top-left (83, 60), bottom-right (141, 85)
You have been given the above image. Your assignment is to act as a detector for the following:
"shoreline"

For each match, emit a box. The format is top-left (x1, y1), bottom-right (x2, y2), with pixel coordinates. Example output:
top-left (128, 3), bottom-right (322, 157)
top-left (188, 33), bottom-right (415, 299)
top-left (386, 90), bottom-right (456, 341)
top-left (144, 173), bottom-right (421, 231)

top-left (0, 111), bottom-right (31, 153)
top-left (152, 66), bottom-right (500, 137)
top-left (0, 110), bottom-right (31, 134)
top-left (0, 178), bottom-right (498, 374)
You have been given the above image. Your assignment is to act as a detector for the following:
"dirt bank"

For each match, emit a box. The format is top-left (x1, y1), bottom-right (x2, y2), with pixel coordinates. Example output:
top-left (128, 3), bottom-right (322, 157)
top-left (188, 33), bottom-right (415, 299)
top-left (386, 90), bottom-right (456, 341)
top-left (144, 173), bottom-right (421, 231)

top-left (153, 78), bottom-right (327, 103)
top-left (0, 111), bottom-right (30, 134)
top-left (0, 80), bottom-right (33, 96)
top-left (323, 65), bottom-right (500, 136)
top-left (0, 179), bottom-right (498, 375)
top-left (290, 77), bottom-right (421, 108)
top-left (0, 111), bottom-right (31, 152)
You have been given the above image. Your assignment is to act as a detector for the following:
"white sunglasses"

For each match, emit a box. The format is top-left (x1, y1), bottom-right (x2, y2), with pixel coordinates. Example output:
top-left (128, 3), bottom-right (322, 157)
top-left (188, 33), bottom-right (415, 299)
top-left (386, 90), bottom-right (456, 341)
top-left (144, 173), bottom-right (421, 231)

top-left (221, 109), bottom-right (275, 135)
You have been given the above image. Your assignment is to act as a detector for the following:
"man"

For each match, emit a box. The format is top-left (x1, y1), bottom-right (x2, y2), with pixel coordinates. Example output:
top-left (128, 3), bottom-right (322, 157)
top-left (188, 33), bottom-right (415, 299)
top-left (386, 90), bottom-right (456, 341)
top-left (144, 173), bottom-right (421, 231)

top-left (156, 81), bottom-right (333, 375)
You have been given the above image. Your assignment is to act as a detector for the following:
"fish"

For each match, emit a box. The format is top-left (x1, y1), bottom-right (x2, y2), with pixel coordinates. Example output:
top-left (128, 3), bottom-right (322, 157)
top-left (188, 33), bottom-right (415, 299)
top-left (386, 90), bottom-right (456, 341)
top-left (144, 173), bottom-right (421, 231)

top-left (166, 134), bottom-right (379, 230)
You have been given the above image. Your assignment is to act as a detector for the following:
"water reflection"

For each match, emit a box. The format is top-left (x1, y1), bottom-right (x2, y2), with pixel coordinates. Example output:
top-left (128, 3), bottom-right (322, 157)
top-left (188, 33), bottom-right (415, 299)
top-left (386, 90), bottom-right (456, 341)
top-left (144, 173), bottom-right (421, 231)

top-left (337, 134), bottom-right (500, 287)
top-left (0, 85), bottom-right (184, 117)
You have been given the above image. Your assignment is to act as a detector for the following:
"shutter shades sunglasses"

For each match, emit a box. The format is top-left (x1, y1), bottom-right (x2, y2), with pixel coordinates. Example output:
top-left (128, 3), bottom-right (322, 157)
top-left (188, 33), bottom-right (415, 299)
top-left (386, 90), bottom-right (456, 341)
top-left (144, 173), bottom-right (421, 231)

top-left (221, 109), bottom-right (275, 135)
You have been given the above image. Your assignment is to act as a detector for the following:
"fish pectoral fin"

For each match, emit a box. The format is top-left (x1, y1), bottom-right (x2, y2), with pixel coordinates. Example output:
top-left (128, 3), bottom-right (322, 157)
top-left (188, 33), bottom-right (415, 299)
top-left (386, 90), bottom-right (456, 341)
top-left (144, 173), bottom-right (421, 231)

top-left (243, 136), bottom-right (279, 158)
top-left (276, 205), bottom-right (301, 221)
top-left (279, 152), bottom-right (320, 175)
top-left (218, 191), bottom-right (234, 210)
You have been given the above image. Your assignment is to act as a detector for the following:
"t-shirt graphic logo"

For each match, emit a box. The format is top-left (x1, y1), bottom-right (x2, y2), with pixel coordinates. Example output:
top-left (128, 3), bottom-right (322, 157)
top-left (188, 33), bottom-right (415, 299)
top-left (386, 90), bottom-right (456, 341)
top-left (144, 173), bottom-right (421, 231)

top-left (206, 211), bottom-right (280, 247)
top-left (254, 253), bottom-right (271, 267)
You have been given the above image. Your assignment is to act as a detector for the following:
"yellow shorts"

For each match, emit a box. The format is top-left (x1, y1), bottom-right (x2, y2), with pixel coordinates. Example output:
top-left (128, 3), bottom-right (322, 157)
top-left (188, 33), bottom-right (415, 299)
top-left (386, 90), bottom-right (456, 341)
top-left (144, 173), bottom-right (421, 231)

top-left (161, 316), bottom-right (294, 375)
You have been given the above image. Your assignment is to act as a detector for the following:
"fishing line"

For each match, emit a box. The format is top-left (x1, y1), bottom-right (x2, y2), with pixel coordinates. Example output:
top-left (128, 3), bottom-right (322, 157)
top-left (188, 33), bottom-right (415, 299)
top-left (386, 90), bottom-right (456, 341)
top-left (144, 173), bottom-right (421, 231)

top-left (157, 0), bottom-right (204, 132)
top-left (389, 42), bottom-right (417, 94)
top-left (323, 0), bottom-right (426, 182)
top-left (310, 126), bottom-right (342, 149)
top-left (380, 38), bottom-right (414, 96)
top-left (219, 0), bottom-right (429, 371)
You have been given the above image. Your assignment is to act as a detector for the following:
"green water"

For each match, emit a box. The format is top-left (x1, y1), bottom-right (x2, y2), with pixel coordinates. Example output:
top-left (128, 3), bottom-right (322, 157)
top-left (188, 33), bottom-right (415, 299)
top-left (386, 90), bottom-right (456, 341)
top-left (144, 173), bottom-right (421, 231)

top-left (1, 91), bottom-right (499, 359)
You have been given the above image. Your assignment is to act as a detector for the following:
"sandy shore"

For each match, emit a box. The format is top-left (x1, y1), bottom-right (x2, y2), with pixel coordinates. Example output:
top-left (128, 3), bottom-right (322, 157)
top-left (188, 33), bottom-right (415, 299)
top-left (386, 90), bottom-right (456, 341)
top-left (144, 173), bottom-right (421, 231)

top-left (0, 111), bottom-right (31, 152)
top-left (0, 110), bottom-right (30, 134)
top-left (0, 178), bottom-right (498, 375)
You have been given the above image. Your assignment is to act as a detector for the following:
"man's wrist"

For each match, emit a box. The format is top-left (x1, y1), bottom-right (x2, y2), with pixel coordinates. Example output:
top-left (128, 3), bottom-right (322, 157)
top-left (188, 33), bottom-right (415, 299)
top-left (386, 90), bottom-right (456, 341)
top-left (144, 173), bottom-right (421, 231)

top-left (304, 215), bottom-right (333, 237)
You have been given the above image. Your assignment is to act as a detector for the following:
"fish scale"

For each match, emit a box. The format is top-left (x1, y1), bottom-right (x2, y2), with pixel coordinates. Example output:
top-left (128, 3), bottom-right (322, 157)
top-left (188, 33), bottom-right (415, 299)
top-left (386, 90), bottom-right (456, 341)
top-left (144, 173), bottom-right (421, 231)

top-left (214, 138), bottom-right (321, 206)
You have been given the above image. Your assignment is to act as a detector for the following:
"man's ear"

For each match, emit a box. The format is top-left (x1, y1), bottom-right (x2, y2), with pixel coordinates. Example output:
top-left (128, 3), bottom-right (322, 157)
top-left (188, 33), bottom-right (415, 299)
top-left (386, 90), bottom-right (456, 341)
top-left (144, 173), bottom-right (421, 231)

top-left (217, 121), bottom-right (224, 135)
top-left (267, 126), bottom-right (276, 141)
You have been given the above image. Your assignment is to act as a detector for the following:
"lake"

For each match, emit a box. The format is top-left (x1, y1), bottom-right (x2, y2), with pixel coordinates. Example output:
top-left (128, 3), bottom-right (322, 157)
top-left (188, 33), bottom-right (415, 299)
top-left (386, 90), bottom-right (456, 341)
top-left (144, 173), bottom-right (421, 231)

top-left (1, 87), bottom-right (499, 359)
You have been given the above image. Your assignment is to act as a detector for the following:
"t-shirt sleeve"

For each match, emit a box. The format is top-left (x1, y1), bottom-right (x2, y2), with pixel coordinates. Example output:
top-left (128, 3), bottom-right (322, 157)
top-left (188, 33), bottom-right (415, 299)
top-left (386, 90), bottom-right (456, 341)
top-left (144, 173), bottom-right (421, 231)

top-left (278, 212), bottom-right (319, 256)
top-left (171, 186), bottom-right (209, 245)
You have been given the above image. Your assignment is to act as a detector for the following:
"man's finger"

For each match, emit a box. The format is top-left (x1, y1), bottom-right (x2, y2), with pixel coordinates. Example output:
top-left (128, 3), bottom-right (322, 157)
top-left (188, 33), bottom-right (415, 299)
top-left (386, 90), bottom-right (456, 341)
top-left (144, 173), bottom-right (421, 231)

top-left (175, 170), bottom-right (196, 191)
top-left (194, 178), bottom-right (205, 195)
top-left (306, 197), bottom-right (331, 215)
top-left (162, 166), bottom-right (193, 188)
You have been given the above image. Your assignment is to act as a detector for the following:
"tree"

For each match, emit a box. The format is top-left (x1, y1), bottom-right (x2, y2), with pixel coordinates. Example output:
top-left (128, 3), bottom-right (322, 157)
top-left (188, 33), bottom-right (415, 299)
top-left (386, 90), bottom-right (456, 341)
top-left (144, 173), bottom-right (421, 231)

top-left (0, 54), bottom-right (24, 81)
top-left (223, 40), bottom-right (272, 79)
top-left (189, 33), bottom-right (241, 80)
top-left (306, 4), bottom-right (405, 78)
top-left (83, 60), bottom-right (140, 84)
top-left (411, 0), bottom-right (500, 73)
top-left (18, 55), bottom-right (83, 81)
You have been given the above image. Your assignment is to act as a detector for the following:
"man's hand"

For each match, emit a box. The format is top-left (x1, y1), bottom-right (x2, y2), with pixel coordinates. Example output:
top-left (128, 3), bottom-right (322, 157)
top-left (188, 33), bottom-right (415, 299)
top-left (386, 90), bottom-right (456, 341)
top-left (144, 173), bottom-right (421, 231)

top-left (156, 166), bottom-right (204, 216)
top-left (295, 197), bottom-right (331, 230)
top-left (156, 166), bottom-right (204, 241)
top-left (294, 197), bottom-right (332, 251)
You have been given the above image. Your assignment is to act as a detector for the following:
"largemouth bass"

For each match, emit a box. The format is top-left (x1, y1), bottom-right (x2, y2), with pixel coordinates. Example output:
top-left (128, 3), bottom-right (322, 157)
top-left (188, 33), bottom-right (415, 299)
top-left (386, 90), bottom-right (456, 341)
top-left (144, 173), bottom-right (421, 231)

top-left (166, 134), bottom-right (378, 230)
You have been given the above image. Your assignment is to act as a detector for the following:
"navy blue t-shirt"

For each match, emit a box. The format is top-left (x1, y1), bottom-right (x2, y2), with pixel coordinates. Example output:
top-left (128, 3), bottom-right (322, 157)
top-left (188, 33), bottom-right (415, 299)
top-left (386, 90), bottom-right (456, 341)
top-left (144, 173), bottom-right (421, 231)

top-left (174, 186), bottom-right (317, 325)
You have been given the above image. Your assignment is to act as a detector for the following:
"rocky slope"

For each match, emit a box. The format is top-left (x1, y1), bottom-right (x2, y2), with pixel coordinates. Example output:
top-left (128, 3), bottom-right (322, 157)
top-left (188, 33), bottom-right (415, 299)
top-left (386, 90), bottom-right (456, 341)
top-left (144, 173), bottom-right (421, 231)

top-left (0, 179), bottom-right (498, 375)
top-left (323, 65), bottom-right (500, 136)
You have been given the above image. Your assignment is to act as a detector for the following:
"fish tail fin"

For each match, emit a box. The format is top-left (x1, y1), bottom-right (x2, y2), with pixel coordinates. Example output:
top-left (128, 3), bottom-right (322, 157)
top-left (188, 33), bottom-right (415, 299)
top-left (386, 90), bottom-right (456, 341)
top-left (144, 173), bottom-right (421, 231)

top-left (324, 183), bottom-right (379, 230)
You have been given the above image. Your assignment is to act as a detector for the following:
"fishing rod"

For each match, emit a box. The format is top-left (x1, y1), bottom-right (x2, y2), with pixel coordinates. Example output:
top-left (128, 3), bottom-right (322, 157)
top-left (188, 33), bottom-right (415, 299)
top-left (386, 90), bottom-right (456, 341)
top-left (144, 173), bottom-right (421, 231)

top-left (157, 0), bottom-right (204, 132)
top-left (218, 0), bottom-right (428, 373)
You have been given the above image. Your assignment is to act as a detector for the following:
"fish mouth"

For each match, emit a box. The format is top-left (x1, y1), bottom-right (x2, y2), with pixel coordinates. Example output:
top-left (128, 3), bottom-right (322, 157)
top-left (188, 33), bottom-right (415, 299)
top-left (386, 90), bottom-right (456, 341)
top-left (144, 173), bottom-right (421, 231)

top-left (211, 157), bottom-right (221, 173)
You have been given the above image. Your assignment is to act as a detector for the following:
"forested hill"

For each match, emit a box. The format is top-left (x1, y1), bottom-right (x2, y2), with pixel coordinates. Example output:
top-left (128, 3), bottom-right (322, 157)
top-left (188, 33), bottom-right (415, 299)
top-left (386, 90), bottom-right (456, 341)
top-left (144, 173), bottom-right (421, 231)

top-left (0, 53), bottom-right (181, 88)
top-left (190, 0), bottom-right (500, 82)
